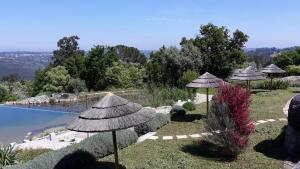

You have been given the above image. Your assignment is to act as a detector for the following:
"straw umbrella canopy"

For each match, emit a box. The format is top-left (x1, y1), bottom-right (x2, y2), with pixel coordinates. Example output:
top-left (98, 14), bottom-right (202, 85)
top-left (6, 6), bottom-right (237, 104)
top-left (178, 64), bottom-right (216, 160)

top-left (262, 64), bottom-right (286, 90)
top-left (67, 93), bottom-right (155, 169)
top-left (186, 72), bottom-right (222, 116)
top-left (230, 66), bottom-right (266, 89)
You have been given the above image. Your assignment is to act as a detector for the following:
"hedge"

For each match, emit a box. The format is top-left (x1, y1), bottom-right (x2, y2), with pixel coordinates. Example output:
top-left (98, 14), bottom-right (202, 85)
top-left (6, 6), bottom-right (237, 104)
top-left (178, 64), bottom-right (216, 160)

top-left (6, 129), bottom-right (138, 169)
top-left (251, 80), bottom-right (289, 90)
top-left (134, 113), bottom-right (171, 136)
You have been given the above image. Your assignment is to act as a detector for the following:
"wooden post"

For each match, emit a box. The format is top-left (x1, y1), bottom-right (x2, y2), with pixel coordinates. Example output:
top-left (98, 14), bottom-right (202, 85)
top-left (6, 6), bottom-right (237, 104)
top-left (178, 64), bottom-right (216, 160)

top-left (85, 95), bottom-right (88, 109)
top-left (112, 130), bottom-right (119, 169)
top-left (206, 88), bottom-right (209, 117)
top-left (270, 75), bottom-right (273, 91)
top-left (249, 81), bottom-right (251, 90)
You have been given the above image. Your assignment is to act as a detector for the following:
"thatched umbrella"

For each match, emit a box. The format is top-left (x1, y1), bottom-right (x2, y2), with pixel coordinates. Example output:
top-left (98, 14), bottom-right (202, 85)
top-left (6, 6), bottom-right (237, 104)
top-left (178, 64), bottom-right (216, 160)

top-left (262, 64), bottom-right (286, 90)
top-left (186, 72), bottom-right (222, 116)
top-left (67, 93), bottom-right (155, 169)
top-left (230, 66), bottom-right (266, 89)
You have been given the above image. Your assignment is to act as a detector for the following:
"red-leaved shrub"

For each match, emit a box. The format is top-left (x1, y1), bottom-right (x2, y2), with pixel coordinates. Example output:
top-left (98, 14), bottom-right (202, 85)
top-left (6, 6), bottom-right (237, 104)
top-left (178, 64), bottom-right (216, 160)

top-left (215, 82), bottom-right (254, 149)
top-left (204, 82), bottom-right (254, 158)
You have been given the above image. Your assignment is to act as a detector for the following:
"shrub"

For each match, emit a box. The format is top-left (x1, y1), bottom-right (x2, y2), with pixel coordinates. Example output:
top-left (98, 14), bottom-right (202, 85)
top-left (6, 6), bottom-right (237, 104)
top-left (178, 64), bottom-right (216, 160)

top-left (16, 149), bottom-right (51, 163)
top-left (0, 145), bottom-right (16, 168)
top-left (0, 85), bottom-right (8, 103)
top-left (170, 106), bottom-right (186, 117)
top-left (147, 87), bottom-right (190, 107)
top-left (287, 65), bottom-right (300, 75)
top-left (6, 129), bottom-right (137, 169)
top-left (251, 80), bottom-right (289, 90)
top-left (66, 78), bottom-right (87, 94)
top-left (182, 102), bottom-right (196, 111)
top-left (134, 113), bottom-right (171, 136)
top-left (178, 70), bottom-right (199, 88)
top-left (205, 82), bottom-right (254, 158)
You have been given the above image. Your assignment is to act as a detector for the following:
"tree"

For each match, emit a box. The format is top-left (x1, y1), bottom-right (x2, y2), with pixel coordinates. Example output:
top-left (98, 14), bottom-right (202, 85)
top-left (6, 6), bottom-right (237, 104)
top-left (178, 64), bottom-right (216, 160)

top-left (0, 84), bottom-right (8, 102)
top-left (84, 46), bottom-right (118, 90)
top-left (32, 68), bottom-right (48, 96)
top-left (114, 45), bottom-right (147, 65)
top-left (182, 23), bottom-right (248, 78)
top-left (42, 66), bottom-right (71, 93)
top-left (274, 51), bottom-right (295, 69)
top-left (66, 78), bottom-right (87, 94)
top-left (274, 48), bottom-right (300, 69)
top-left (287, 65), bottom-right (300, 75)
top-left (105, 61), bottom-right (146, 88)
top-left (1, 74), bottom-right (21, 83)
top-left (63, 54), bottom-right (86, 78)
top-left (178, 69), bottom-right (199, 87)
top-left (53, 36), bottom-right (84, 65)
top-left (1, 74), bottom-right (21, 94)
top-left (147, 46), bottom-right (194, 87)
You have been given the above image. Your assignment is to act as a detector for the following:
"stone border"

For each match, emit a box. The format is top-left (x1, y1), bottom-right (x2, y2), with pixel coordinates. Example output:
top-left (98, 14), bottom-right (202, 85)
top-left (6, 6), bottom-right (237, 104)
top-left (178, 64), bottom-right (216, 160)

top-left (147, 118), bottom-right (287, 141)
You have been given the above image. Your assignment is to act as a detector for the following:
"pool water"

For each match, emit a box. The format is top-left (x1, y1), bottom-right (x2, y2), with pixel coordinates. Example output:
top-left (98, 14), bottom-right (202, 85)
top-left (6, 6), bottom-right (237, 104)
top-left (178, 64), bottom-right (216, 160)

top-left (0, 105), bottom-right (76, 144)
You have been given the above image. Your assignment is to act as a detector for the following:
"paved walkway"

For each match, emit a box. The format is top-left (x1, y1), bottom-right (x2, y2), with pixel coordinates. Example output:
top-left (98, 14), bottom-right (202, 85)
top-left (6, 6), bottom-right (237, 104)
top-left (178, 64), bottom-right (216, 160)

top-left (147, 118), bottom-right (287, 141)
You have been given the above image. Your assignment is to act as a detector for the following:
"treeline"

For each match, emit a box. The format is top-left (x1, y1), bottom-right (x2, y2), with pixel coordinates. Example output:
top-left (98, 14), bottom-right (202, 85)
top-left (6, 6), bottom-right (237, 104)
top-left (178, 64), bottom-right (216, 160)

top-left (31, 36), bottom-right (147, 96)
top-left (274, 47), bottom-right (300, 75)
top-left (0, 23), bottom-right (250, 101)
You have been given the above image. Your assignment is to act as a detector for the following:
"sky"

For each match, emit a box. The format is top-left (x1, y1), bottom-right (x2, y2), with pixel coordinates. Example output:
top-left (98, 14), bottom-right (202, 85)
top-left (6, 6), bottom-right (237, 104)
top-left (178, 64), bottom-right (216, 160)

top-left (0, 0), bottom-right (300, 51)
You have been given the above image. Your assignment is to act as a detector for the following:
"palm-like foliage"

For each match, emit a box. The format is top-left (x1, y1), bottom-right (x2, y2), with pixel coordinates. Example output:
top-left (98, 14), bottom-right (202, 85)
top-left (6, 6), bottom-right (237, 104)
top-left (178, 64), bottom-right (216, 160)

top-left (0, 145), bottom-right (16, 168)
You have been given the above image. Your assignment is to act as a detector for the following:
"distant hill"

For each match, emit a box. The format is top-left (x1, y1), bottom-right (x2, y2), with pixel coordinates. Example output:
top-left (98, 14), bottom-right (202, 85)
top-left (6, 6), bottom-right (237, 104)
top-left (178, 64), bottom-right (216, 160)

top-left (0, 52), bottom-right (51, 80)
top-left (0, 50), bottom-right (152, 81)
top-left (245, 47), bottom-right (298, 66)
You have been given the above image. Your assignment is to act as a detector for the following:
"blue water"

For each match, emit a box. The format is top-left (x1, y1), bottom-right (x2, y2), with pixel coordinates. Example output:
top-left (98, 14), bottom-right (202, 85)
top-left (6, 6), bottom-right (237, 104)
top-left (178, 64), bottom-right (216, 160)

top-left (0, 105), bottom-right (77, 144)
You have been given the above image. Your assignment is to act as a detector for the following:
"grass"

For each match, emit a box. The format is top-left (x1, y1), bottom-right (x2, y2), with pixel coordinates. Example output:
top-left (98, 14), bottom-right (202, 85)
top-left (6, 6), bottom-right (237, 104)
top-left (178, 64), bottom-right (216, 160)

top-left (16, 149), bottom-right (51, 163)
top-left (97, 87), bottom-right (299, 169)
top-left (12, 87), bottom-right (297, 169)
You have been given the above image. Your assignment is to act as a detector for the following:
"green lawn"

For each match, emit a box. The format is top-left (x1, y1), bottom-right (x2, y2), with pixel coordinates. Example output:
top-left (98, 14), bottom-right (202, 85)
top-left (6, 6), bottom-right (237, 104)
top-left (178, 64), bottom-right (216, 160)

top-left (98, 88), bottom-right (299, 169)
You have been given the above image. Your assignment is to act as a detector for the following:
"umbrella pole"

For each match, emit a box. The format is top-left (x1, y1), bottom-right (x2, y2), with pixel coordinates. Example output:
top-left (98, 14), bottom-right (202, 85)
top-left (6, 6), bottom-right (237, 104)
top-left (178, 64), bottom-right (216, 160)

top-left (112, 130), bottom-right (119, 169)
top-left (249, 81), bottom-right (251, 90)
top-left (206, 88), bottom-right (209, 116)
top-left (270, 76), bottom-right (273, 91)
top-left (85, 95), bottom-right (88, 109)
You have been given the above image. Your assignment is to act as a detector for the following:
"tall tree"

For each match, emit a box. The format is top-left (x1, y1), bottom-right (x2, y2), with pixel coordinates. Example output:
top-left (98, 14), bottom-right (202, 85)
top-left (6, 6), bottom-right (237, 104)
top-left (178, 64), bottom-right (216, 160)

top-left (53, 36), bottom-right (84, 65)
top-left (182, 23), bottom-right (248, 78)
top-left (42, 66), bottom-right (70, 93)
top-left (85, 46), bottom-right (118, 90)
top-left (63, 54), bottom-right (86, 78)
top-left (114, 45), bottom-right (147, 64)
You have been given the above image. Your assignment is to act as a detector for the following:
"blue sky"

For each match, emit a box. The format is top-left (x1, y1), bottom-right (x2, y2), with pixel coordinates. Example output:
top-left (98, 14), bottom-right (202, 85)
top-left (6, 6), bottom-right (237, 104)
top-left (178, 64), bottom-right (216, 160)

top-left (0, 0), bottom-right (300, 51)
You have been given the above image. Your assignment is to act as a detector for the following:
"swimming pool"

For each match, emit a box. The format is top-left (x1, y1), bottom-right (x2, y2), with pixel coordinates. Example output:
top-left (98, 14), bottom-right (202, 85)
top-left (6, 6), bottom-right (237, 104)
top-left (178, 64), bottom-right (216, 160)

top-left (0, 105), bottom-right (76, 144)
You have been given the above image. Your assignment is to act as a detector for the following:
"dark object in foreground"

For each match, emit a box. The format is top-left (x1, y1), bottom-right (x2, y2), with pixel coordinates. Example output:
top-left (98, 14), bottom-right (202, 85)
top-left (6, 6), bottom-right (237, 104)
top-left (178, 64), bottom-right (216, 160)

top-left (67, 93), bottom-right (155, 169)
top-left (285, 94), bottom-right (300, 162)
top-left (288, 94), bottom-right (300, 130)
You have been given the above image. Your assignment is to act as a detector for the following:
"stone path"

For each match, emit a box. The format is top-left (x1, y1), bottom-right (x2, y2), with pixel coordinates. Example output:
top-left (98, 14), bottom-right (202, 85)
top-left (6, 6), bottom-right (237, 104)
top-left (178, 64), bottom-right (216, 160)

top-left (147, 118), bottom-right (287, 141)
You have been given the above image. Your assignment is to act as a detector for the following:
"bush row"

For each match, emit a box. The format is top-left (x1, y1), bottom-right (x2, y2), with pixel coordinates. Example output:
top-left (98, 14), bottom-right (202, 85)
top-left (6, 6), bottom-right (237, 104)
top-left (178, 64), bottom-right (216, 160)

top-left (6, 129), bottom-right (138, 169)
top-left (251, 80), bottom-right (289, 90)
top-left (134, 113), bottom-right (171, 136)
top-left (7, 104), bottom-right (189, 168)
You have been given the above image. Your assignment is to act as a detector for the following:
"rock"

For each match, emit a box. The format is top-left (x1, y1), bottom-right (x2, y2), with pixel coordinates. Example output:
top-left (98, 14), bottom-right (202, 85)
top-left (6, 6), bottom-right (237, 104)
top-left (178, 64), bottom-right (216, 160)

top-left (293, 161), bottom-right (300, 169)
top-left (288, 95), bottom-right (300, 130)
top-left (282, 76), bottom-right (300, 86)
top-left (155, 106), bottom-right (172, 114)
